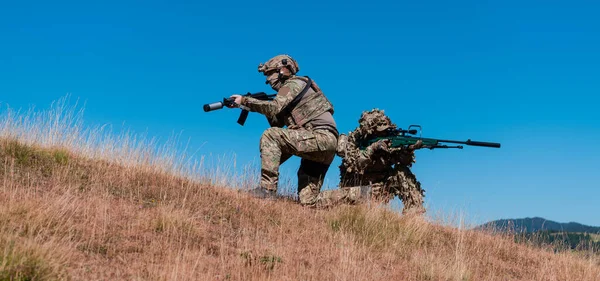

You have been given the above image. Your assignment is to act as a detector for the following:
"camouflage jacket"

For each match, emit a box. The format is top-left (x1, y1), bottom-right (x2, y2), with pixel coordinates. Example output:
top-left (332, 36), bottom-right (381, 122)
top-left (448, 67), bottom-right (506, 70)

top-left (338, 130), bottom-right (416, 187)
top-left (242, 76), bottom-right (334, 129)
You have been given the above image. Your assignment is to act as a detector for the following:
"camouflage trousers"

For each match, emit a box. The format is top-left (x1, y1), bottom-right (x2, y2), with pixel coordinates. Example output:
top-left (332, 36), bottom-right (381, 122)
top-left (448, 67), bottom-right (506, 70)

top-left (259, 127), bottom-right (337, 205)
top-left (314, 166), bottom-right (425, 214)
top-left (310, 186), bottom-right (365, 208)
top-left (385, 166), bottom-right (426, 214)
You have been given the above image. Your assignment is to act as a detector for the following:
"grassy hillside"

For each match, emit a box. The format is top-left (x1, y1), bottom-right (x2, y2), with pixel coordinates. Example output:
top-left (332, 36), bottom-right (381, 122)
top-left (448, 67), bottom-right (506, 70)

top-left (592, 234), bottom-right (600, 243)
top-left (1, 98), bottom-right (599, 280)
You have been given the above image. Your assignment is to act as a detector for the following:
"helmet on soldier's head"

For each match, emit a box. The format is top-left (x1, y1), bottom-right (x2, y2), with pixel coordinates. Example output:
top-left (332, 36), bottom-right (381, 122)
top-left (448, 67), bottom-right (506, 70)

top-left (357, 109), bottom-right (397, 136)
top-left (258, 54), bottom-right (300, 76)
top-left (258, 54), bottom-right (299, 91)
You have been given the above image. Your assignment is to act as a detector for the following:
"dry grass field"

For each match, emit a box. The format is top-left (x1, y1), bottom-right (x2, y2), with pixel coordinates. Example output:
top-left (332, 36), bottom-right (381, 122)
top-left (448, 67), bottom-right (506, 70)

top-left (1, 97), bottom-right (598, 280)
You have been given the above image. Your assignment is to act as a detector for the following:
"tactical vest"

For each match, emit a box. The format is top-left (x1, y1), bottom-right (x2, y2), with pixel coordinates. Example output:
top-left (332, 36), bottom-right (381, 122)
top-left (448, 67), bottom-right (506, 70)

top-left (280, 76), bottom-right (334, 128)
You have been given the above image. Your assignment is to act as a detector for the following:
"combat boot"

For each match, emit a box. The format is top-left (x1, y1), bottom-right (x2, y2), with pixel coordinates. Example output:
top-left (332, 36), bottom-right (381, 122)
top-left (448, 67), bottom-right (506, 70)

top-left (347, 185), bottom-right (372, 203)
top-left (247, 187), bottom-right (278, 200)
top-left (359, 185), bottom-right (372, 200)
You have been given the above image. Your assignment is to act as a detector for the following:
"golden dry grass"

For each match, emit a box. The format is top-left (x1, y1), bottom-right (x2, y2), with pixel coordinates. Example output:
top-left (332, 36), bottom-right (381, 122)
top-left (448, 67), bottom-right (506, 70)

top-left (0, 97), bottom-right (599, 280)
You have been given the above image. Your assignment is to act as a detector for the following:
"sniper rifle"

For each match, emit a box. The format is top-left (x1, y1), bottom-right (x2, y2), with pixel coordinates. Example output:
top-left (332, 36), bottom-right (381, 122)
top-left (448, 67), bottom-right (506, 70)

top-left (359, 125), bottom-right (501, 150)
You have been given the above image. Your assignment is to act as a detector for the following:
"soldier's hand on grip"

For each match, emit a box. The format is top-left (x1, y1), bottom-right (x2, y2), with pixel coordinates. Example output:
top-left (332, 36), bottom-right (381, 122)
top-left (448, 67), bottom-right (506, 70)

top-left (226, 95), bottom-right (243, 108)
top-left (372, 139), bottom-right (391, 152)
top-left (408, 139), bottom-right (424, 150)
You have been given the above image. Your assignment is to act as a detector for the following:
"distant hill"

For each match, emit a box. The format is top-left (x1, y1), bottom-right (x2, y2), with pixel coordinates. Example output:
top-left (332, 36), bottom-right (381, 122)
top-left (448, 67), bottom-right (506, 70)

top-left (477, 217), bottom-right (600, 251)
top-left (477, 217), bottom-right (600, 233)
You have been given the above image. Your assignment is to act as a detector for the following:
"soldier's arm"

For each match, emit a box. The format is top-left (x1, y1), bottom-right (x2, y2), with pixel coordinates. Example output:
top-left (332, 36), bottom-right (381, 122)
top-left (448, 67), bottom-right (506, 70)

top-left (338, 134), bottom-right (384, 167)
top-left (356, 140), bottom-right (389, 169)
top-left (242, 80), bottom-right (303, 118)
top-left (265, 115), bottom-right (285, 128)
top-left (336, 134), bottom-right (349, 157)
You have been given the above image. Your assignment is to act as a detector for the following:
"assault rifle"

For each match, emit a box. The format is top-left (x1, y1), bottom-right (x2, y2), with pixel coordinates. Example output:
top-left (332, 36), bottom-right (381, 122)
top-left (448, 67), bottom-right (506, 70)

top-left (359, 125), bottom-right (501, 150)
top-left (203, 92), bottom-right (276, 126)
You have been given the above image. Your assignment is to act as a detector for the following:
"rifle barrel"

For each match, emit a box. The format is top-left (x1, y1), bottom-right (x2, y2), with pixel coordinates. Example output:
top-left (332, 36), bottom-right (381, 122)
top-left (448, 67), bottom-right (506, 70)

top-left (203, 102), bottom-right (224, 112)
top-left (435, 139), bottom-right (501, 148)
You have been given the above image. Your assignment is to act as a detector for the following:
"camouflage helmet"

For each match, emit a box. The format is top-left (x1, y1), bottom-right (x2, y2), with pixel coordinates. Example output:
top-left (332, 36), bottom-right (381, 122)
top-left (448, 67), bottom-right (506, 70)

top-left (357, 109), bottom-right (397, 136)
top-left (258, 54), bottom-right (300, 76)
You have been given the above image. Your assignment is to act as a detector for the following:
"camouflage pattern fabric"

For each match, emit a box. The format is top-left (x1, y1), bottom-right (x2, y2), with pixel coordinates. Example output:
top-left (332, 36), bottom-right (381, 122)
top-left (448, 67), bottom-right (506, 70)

top-left (310, 186), bottom-right (363, 208)
top-left (387, 166), bottom-right (424, 214)
top-left (258, 54), bottom-right (300, 76)
top-left (245, 54), bottom-right (338, 205)
top-left (244, 76), bottom-right (334, 128)
top-left (317, 109), bottom-right (426, 214)
top-left (259, 127), bottom-right (337, 204)
top-left (257, 54), bottom-right (299, 91)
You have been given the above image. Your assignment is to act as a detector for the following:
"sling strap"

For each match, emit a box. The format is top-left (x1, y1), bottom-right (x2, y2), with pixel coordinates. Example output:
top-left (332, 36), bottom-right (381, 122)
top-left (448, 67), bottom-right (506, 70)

top-left (281, 76), bottom-right (312, 114)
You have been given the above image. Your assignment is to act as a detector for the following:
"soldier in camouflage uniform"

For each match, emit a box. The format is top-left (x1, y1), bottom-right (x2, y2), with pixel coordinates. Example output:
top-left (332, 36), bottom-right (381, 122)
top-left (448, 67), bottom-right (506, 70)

top-left (228, 54), bottom-right (339, 206)
top-left (315, 109), bottom-right (426, 215)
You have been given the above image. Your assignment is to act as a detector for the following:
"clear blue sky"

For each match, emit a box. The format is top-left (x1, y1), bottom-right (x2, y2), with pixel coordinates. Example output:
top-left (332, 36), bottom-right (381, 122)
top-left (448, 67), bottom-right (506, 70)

top-left (1, 0), bottom-right (599, 226)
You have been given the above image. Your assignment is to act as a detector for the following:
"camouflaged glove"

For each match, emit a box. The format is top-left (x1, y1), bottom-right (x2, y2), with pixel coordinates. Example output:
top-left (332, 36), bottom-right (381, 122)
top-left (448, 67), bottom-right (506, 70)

top-left (336, 134), bottom-right (349, 157)
top-left (370, 139), bottom-right (391, 153)
top-left (408, 139), bottom-right (424, 150)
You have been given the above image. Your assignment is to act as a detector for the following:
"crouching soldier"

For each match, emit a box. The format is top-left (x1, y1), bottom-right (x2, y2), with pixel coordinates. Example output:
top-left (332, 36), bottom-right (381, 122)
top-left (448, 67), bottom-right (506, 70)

top-left (228, 54), bottom-right (339, 206)
top-left (315, 109), bottom-right (426, 215)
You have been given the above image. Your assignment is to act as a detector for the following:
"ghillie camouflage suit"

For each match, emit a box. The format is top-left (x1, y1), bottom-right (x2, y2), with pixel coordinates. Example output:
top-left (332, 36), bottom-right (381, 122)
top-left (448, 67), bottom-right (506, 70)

top-left (315, 109), bottom-right (426, 214)
top-left (240, 54), bottom-right (339, 205)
